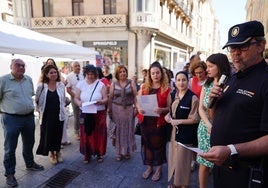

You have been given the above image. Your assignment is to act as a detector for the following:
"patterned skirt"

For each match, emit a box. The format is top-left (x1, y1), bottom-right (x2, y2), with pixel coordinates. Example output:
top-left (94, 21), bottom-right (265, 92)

top-left (140, 116), bottom-right (167, 166)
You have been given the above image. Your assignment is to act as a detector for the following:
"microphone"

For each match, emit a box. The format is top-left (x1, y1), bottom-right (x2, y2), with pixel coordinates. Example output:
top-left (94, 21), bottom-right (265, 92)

top-left (208, 74), bottom-right (228, 108)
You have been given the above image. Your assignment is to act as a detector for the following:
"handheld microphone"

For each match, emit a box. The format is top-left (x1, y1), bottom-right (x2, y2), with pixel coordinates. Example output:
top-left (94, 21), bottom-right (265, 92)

top-left (208, 74), bottom-right (228, 108)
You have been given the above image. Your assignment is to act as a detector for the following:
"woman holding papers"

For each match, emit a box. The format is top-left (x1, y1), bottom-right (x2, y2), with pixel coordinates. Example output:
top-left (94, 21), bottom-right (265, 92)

top-left (74, 64), bottom-right (108, 163)
top-left (35, 65), bottom-right (66, 164)
top-left (108, 65), bottom-right (137, 161)
top-left (197, 53), bottom-right (231, 188)
top-left (136, 61), bottom-right (171, 182)
top-left (164, 71), bottom-right (200, 188)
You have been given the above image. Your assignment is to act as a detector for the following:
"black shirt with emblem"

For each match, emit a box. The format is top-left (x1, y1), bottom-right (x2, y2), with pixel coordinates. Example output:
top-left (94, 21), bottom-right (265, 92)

top-left (211, 60), bottom-right (268, 146)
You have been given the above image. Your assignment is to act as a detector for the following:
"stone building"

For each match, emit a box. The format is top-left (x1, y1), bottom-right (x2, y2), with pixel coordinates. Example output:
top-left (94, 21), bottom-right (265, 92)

top-left (245, 0), bottom-right (268, 59)
top-left (1, 0), bottom-right (220, 79)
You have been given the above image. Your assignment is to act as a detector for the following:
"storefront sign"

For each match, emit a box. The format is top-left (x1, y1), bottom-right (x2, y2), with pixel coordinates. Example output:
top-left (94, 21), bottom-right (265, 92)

top-left (93, 41), bottom-right (118, 46)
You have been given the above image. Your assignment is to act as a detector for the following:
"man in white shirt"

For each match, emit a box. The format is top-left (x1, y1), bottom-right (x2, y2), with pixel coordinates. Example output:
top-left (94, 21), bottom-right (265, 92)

top-left (66, 61), bottom-right (84, 140)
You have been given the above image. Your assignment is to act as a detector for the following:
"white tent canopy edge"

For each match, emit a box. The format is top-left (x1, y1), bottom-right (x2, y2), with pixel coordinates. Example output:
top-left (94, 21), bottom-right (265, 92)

top-left (0, 20), bottom-right (98, 60)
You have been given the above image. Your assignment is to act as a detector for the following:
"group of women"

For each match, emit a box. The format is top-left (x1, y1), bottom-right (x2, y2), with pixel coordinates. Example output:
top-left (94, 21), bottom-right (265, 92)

top-left (165, 53), bottom-right (231, 188)
top-left (135, 53), bottom-right (230, 187)
top-left (34, 52), bottom-right (231, 188)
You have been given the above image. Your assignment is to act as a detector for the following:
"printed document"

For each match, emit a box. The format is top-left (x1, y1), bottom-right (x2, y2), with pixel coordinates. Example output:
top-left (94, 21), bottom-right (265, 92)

top-left (137, 94), bottom-right (159, 117)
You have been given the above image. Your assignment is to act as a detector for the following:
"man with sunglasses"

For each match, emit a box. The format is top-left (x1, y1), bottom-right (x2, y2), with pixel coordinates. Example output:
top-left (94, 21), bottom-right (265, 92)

top-left (66, 61), bottom-right (84, 140)
top-left (199, 20), bottom-right (268, 187)
top-left (0, 59), bottom-right (44, 187)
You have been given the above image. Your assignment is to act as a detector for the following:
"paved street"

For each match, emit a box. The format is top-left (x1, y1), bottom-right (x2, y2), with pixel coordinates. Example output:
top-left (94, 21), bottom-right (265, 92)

top-left (0, 114), bottom-right (213, 188)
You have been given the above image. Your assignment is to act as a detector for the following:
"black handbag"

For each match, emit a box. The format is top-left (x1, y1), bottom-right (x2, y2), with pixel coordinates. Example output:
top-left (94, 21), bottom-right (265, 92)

top-left (135, 123), bottom-right (141, 135)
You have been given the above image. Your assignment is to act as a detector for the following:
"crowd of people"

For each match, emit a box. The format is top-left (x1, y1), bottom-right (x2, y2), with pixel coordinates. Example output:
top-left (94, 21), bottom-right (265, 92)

top-left (1, 20), bottom-right (268, 188)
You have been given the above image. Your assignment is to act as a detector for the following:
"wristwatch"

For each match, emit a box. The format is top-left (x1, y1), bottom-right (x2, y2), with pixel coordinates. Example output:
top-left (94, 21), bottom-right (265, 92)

top-left (227, 144), bottom-right (238, 156)
top-left (227, 144), bottom-right (238, 168)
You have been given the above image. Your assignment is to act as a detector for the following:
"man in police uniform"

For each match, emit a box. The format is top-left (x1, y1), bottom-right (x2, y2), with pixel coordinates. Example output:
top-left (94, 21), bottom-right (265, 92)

top-left (199, 20), bottom-right (268, 187)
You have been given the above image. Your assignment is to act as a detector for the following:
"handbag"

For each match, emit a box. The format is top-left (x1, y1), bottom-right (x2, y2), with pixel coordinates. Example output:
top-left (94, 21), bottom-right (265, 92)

top-left (135, 123), bottom-right (141, 135)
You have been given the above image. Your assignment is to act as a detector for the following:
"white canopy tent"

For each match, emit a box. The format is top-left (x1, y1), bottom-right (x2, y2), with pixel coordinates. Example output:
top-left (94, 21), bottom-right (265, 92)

top-left (0, 21), bottom-right (99, 88)
top-left (0, 20), bottom-right (98, 60)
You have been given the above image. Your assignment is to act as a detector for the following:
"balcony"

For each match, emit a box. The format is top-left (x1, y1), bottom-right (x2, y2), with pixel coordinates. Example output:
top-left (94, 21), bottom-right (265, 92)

top-left (165, 0), bottom-right (192, 23)
top-left (130, 12), bottom-right (159, 29)
top-left (31, 14), bottom-right (128, 29)
top-left (130, 11), bottom-right (192, 47)
top-left (159, 21), bottom-right (193, 46)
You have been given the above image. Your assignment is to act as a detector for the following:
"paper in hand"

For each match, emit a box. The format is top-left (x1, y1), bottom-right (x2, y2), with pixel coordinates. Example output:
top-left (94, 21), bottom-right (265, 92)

top-left (136, 94), bottom-right (159, 117)
top-left (81, 101), bottom-right (97, 113)
top-left (177, 142), bottom-right (203, 154)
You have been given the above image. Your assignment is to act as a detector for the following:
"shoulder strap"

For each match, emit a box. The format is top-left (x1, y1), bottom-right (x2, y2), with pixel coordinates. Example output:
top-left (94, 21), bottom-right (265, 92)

top-left (89, 81), bottom-right (99, 101)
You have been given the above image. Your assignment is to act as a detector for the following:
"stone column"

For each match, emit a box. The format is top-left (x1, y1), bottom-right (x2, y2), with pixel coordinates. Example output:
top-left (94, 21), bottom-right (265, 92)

top-left (135, 30), bottom-right (153, 79)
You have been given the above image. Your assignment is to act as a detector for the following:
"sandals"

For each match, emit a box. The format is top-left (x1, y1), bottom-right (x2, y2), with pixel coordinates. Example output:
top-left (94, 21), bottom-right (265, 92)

top-left (151, 170), bottom-right (162, 181)
top-left (124, 153), bottom-right (131, 160)
top-left (83, 154), bottom-right (90, 164)
top-left (116, 155), bottom-right (123, 161)
top-left (97, 156), bottom-right (104, 163)
top-left (142, 168), bottom-right (153, 179)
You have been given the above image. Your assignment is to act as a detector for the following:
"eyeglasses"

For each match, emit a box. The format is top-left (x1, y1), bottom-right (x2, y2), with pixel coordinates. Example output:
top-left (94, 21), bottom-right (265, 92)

top-left (76, 74), bottom-right (80, 81)
top-left (227, 41), bottom-right (258, 53)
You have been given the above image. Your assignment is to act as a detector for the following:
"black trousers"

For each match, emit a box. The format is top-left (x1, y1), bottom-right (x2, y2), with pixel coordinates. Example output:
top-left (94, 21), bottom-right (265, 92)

top-left (213, 163), bottom-right (268, 188)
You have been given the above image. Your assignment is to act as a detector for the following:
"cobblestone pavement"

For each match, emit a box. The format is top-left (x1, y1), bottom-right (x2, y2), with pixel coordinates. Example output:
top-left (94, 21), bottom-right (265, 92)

top-left (0, 115), bottom-right (213, 188)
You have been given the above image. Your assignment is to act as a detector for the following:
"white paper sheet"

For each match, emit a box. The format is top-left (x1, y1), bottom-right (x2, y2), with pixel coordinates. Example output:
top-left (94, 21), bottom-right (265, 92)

top-left (137, 94), bottom-right (159, 117)
top-left (177, 142), bottom-right (203, 154)
top-left (82, 101), bottom-right (96, 107)
top-left (81, 101), bottom-right (97, 114)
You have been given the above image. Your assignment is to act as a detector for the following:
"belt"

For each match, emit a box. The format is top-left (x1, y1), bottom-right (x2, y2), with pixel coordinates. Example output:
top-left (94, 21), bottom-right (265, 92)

top-left (1, 111), bottom-right (34, 117)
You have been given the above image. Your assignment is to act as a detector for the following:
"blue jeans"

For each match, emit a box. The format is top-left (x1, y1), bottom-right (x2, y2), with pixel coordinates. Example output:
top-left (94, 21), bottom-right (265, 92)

top-left (1, 113), bottom-right (35, 176)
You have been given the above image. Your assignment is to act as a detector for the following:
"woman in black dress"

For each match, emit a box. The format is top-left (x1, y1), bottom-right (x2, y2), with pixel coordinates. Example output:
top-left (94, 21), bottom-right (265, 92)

top-left (35, 65), bottom-right (66, 164)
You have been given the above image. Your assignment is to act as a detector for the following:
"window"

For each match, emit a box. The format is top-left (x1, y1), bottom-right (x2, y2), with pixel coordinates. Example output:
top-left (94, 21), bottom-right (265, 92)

top-left (137, 0), bottom-right (142, 12)
top-left (104, 0), bottom-right (116, 14)
top-left (145, 0), bottom-right (154, 12)
top-left (43, 0), bottom-right (53, 17)
top-left (136, 0), bottom-right (155, 12)
top-left (72, 0), bottom-right (84, 16)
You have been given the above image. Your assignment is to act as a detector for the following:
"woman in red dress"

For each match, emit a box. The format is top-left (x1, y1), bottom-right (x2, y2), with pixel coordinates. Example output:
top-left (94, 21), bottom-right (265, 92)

top-left (137, 61), bottom-right (171, 182)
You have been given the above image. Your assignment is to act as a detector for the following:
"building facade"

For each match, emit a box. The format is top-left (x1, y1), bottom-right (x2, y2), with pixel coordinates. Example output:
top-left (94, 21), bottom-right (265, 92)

top-left (1, 0), bottom-right (220, 79)
top-left (245, 0), bottom-right (268, 58)
top-left (0, 0), bottom-right (14, 23)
